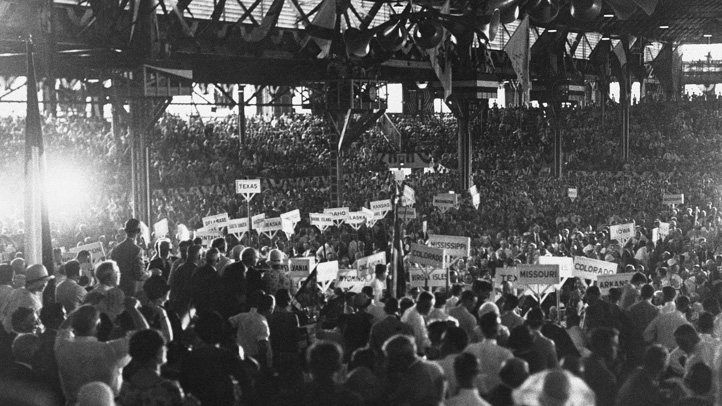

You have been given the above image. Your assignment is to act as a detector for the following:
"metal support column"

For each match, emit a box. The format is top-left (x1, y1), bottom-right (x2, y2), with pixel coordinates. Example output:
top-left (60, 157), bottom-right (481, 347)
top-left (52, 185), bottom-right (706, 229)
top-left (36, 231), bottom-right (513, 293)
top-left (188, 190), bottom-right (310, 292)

top-left (457, 100), bottom-right (472, 190)
top-left (620, 36), bottom-right (631, 163)
top-left (238, 86), bottom-right (246, 145)
top-left (552, 106), bottom-right (563, 178)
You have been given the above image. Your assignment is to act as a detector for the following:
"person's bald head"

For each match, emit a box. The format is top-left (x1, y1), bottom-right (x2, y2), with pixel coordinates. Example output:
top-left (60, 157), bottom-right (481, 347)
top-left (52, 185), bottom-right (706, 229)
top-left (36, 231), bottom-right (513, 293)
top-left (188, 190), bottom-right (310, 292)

top-left (76, 382), bottom-right (115, 406)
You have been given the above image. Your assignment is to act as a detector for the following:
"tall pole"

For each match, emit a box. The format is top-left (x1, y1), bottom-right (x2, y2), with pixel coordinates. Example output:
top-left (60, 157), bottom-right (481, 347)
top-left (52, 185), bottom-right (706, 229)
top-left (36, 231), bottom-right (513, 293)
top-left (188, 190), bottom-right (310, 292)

top-left (238, 86), bottom-right (246, 145)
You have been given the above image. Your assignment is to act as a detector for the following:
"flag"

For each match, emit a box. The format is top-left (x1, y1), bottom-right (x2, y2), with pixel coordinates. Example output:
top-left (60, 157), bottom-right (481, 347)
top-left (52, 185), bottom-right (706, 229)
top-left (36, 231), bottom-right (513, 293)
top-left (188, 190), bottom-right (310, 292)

top-left (24, 38), bottom-right (53, 271)
top-left (505, 16), bottom-right (530, 104)
top-left (305, 0), bottom-right (337, 59)
top-left (294, 268), bottom-right (325, 308)
top-left (428, 0), bottom-right (452, 100)
top-left (613, 36), bottom-right (636, 69)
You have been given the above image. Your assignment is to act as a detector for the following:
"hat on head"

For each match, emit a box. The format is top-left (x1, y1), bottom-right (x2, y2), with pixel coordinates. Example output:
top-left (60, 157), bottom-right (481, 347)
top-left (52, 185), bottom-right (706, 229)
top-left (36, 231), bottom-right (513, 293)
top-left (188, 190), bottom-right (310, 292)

top-left (267, 249), bottom-right (287, 266)
top-left (124, 218), bottom-right (141, 233)
top-left (25, 264), bottom-right (53, 285)
top-left (353, 292), bottom-right (371, 309)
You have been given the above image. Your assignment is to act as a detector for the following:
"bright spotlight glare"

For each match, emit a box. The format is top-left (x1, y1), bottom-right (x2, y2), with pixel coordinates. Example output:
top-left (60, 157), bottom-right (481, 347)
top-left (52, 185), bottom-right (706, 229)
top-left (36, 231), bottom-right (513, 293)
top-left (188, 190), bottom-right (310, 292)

top-left (45, 158), bottom-right (95, 216)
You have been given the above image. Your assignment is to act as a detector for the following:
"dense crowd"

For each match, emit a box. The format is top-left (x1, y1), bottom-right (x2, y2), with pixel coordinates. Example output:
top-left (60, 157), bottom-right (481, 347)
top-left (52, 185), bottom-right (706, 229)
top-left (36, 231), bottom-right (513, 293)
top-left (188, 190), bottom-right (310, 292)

top-left (4, 97), bottom-right (722, 404)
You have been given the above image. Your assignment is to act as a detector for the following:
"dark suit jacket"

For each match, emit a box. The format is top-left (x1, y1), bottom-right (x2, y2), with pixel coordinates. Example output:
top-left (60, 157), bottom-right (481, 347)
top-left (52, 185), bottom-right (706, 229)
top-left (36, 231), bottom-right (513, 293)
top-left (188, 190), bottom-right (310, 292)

top-left (220, 262), bottom-right (247, 317)
top-left (111, 238), bottom-right (144, 297)
top-left (148, 256), bottom-right (176, 282)
top-left (629, 300), bottom-right (660, 340)
top-left (191, 265), bottom-right (223, 314)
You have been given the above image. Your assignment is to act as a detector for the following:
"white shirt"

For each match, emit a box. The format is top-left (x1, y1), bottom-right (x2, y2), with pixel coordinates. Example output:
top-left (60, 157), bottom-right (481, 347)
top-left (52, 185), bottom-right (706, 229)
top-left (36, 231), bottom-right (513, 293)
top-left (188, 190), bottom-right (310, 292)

top-left (368, 278), bottom-right (385, 302)
top-left (464, 339), bottom-right (514, 395)
top-left (444, 388), bottom-right (491, 406)
top-left (228, 309), bottom-right (270, 359)
top-left (401, 306), bottom-right (430, 352)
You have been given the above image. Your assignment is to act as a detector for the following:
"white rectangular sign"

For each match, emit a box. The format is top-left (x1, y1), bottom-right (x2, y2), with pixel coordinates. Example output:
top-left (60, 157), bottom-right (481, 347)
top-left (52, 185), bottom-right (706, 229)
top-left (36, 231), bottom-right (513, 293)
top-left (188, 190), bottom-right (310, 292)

top-left (427, 235), bottom-right (470, 259)
top-left (517, 264), bottom-right (560, 286)
top-left (252, 213), bottom-right (266, 230)
top-left (433, 193), bottom-right (459, 211)
top-left (568, 188), bottom-right (578, 199)
top-left (409, 267), bottom-right (447, 288)
top-left (345, 211), bottom-right (368, 226)
top-left (356, 252), bottom-right (386, 278)
top-left (472, 193), bottom-right (480, 209)
top-left (402, 185), bottom-right (416, 206)
top-left (195, 226), bottom-right (221, 246)
top-left (408, 243), bottom-right (445, 268)
top-left (538, 256), bottom-right (574, 279)
top-left (370, 199), bottom-right (392, 213)
top-left (202, 213), bottom-right (229, 230)
top-left (310, 213), bottom-right (334, 228)
top-left (596, 273), bottom-right (635, 295)
top-left (226, 218), bottom-right (250, 236)
top-left (610, 223), bottom-right (635, 247)
top-left (663, 193), bottom-right (684, 206)
top-left (259, 217), bottom-right (283, 233)
top-left (469, 185), bottom-right (478, 196)
top-left (324, 207), bottom-right (349, 221)
top-left (658, 222), bottom-right (670, 241)
top-left (281, 209), bottom-right (301, 224)
top-left (573, 256), bottom-right (618, 281)
top-left (65, 242), bottom-right (106, 264)
top-left (316, 260), bottom-right (339, 283)
top-left (336, 269), bottom-right (366, 292)
top-left (235, 179), bottom-right (261, 195)
top-left (398, 206), bottom-right (416, 221)
top-left (495, 267), bottom-right (519, 287)
top-left (289, 257), bottom-right (315, 278)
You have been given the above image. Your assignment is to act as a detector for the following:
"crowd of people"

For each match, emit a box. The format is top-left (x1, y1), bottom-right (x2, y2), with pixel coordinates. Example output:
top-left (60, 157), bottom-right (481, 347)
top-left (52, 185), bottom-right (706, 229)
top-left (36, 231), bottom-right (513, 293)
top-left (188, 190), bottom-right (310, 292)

top-left (4, 97), bottom-right (722, 404)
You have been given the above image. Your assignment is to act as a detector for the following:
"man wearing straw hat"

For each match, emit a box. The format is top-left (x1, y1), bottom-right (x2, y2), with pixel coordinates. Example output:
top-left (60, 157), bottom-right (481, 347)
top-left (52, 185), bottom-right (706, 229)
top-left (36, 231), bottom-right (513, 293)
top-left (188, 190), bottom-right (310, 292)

top-left (1, 264), bottom-right (52, 333)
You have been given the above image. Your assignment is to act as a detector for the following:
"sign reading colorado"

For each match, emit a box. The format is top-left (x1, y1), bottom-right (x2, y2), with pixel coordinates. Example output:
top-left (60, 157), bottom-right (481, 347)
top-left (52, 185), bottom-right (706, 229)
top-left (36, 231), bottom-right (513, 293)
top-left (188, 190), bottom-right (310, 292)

top-left (573, 256), bottom-right (618, 281)
top-left (516, 264), bottom-right (560, 286)
top-left (427, 235), bottom-right (470, 259)
top-left (408, 243), bottom-right (445, 269)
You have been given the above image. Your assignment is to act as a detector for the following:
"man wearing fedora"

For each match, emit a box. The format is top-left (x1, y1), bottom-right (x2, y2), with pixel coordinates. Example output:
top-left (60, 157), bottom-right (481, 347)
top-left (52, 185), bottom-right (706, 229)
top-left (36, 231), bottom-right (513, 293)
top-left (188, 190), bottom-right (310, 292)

top-left (111, 219), bottom-right (148, 298)
top-left (1, 264), bottom-right (52, 333)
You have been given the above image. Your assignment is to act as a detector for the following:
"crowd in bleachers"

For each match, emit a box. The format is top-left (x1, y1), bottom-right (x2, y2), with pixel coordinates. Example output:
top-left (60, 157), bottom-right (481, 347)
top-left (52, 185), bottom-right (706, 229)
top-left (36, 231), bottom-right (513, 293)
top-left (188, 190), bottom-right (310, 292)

top-left (3, 97), bottom-right (722, 405)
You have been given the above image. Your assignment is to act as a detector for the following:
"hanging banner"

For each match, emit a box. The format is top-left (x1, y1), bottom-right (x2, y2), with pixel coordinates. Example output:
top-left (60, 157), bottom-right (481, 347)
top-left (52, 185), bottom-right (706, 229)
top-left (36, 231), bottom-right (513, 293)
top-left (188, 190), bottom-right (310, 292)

top-left (290, 257), bottom-right (315, 278)
top-left (596, 273), bottom-right (635, 295)
top-left (402, 185), bottom-right (416, 206)
top-left (573, 256), bottom-right (618, 281)
top-left (356, 252), bottom-right (386, 278)
top-left (235, 179), bottom-right (261, 200)
top-left (316, 260), bottom-right (339, 282)
top-left (610, 223), bottom-right (635, 246)
top-left (153, 219), bottom-right (169, 239)
top-left (495, 267), bottom-right (519, 287)
top-left (202, 213), bottom-right (229, 231)
top-left (252, 213), bottom-right (266, 230)
top-left (408, 243), bottom-right (445, 268)
top-left (427, 234), bottom-right (470, 259)
top-left (663, 193), bottom-right (684, 206)
top-left (516, 264), bottom-right (560, 286)
top-left (226, 218), bottom-right (250, 238)
top-left (433, 193), bottom-right (459, 213)
top-left (336, 269), bottom-right (367, 292)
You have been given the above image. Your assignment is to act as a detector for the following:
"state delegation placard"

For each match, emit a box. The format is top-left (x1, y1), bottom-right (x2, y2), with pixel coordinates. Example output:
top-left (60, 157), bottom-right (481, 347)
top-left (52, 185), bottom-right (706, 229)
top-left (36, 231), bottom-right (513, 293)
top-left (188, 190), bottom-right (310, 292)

top-left (573, 256), bottom-right (618, 281)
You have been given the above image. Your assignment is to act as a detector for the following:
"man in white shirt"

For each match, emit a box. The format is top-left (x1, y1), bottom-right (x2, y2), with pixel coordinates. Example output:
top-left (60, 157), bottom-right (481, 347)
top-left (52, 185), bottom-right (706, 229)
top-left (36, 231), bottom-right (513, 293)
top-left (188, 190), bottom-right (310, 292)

top-left (229, 293), bottom-right (274, 368)
top-left (445, 353), bottom-right (490, 406)
top-left (55, 260), bottom-right (87, 313)
top-left (55, 298), bottom-right (149, 405)
top-left (401, 291), bottom-right (434, 353)
top-left (367, 264), bottom-right (387, 303)
top-left (644, 295), bottom-right (691, 350)
top-left (465, 312), bottom-right (514, 395)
